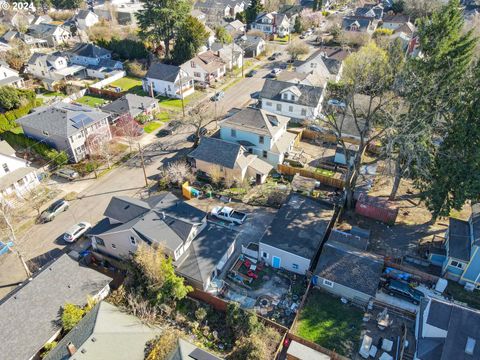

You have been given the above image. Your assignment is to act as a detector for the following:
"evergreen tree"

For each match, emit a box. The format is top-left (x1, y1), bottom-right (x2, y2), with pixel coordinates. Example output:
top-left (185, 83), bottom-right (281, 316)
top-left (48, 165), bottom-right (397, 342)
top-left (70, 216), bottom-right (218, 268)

top-left (171, 16), bottom-right (209, 65)
top-left (215, 26), bottom-right (233, 44)
top-left (136, 0), bottom-right (192, 59)
top-left (245, 0), bottom-right (263, 24)
top-left (294, 15), bottom-right (303, 34)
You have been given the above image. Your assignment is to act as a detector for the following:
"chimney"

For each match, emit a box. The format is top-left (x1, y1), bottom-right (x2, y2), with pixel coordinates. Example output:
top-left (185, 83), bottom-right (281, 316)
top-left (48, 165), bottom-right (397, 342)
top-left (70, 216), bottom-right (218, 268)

top-left (67, 343), bottom-right (77, 356)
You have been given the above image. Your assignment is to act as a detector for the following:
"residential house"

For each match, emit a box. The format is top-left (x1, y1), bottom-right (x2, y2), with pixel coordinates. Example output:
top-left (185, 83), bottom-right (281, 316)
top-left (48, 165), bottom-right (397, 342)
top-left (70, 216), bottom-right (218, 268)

top-left (286, 340), bottom-right (332, 360)
top-left (92, 192), bottom-right (238, 291)
top-left (1, 30), bottom-right (48, 48)
top-left (31, 14), bottom-right (53, 25)
top-left (143, 62), bottom-right (195, 99)
top-left (0, 253), bottom-right (111, 360)
top-left (276, 71), bottom-right (312, 85)
top-left (17, 102), bottom-right (112, 163)
top-left (313, 229), bottom-right (384, 304)
top-left (236, 35), bottom-right (266, 58)
top-left (181, 51), bottom-right (226, 87)
top-left (188, 136), bottom-right (273, 184)
top-left (45, 301), bottom-right (222, 360)
top-left (294, 47), bottom-right (346, 86)
top-left (26, 52), bottom-right (85, 89)
top-left (194, 0), bottom-right (247, 23)
top-left (224, 19), bottom-right (246, 34)
top-left (415, 297), bottom-right (480, 359)
top-left (0, 60), bottom-right (24, 88)
top-left (341, 16), bottom-right (377, 33)
top-left (191, 9), bottom-right (207, 23)
top-left (0, 140), bottom-right (39, 200)
top-left (3, 11), bottom-right (34, 29)
top-left (211, 41), bottom-right (244, 70)
top-left (433, 204), bottom-right (480, 289)
top-left (66, 43), bottom-right (123, 79)
top-left (259, 79), bottom-right (325, 121)
top-left (219, 107), bottom-right (297, 166)
top-left (101, 93), bottom-right (158, 120)
top-left (258, 194), bottom-right (335, 275)
top-left (381, 13), bottom-right (410, 31)
top-left (75, 9), bottom-right (100, 30)
top-left (354, 4), bottom-right (384, 19)
top-left (27, 23), bottom-right (72, 47)
top-left (252, 12), bottom-right (291, 38)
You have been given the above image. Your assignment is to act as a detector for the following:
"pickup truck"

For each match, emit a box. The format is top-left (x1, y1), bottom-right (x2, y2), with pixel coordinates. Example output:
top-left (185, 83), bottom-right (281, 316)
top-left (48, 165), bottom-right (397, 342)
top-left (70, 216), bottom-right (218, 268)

top-left (211, 206), bottom-right (247, 225)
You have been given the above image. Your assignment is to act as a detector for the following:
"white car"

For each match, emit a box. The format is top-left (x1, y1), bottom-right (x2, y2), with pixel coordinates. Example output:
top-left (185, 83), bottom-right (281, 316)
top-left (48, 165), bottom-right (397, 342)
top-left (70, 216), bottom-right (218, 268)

top-left (271, 68), bottom-right (282, 75)
top-left (211, 206), bottom-right (247, 225)
top-left (63, 221), bottom-right (92, 243)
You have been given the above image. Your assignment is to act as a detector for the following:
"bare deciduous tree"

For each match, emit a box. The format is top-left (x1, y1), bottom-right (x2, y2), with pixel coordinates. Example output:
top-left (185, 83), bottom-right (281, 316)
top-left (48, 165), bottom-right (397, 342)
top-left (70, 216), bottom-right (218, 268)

top-left (114, 114), bottom-right (140, 152)
top-left (184, 103), bottom-right (217, 147)
top-left (162, 160), bottom-right (194, 185)
top-left (86, 132), bottom-right (115, 170)
top-left (286, 40), bottom-right (309, 61)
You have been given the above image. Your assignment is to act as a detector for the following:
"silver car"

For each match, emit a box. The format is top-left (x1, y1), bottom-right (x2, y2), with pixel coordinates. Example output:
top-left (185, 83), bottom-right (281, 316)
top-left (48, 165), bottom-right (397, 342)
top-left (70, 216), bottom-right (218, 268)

top-left (63, 222), bottom-right (92, 243)
top-left (55, 168), bottom-right (79, 181)
top-left (40, 199), bottom-right (69, 223)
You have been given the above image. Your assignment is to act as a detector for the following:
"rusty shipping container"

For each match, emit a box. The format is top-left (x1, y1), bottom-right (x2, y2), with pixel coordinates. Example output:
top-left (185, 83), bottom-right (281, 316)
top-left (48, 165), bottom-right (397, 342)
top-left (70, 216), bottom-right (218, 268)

top-left (355, 193), bottom-right (398, 225)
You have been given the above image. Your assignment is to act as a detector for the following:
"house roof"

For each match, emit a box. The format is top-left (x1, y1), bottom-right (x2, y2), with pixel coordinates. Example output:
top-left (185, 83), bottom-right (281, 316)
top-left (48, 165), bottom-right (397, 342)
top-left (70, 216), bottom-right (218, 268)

top-left (45, 302), bottom-right (162, 360)
top-left (101, 94), bottom-right (157, 118)
top-left (76, 9), bottom-right (97, 20)
top-left (175, 223), bottom-right (238, 286)
top-left (188, 137), bottom-right (244, 169)
top-left (191, 51), bottom-right (226, 73)
top-left (394, 21), bottom-right (415, 35)
top-left (276, 70), bottom-right (310, 83)
top-left (286, 340), bottom-right (331, 360)
top-left (382, 13), bottom-right (409, 23)
top-left (69, 43), bottom-right (111, 58)
top-left (471, 203), bottom-right (480, 246)
top-left (28, 23), bottom-right (69, 38)
top-left (418, 297), bottom-right (480, 360)
top-left (297, 49), bottom-right (344, 76)
top-left (17, 102), bottom-right (110, 138)
top-left (103, 196), bottom-right (152, 223)
top-left (145, 62), bottom-right (182, 83)
top-left (315, 241), bottom-right (383, 297)
top-left (260, 194), bottom-right (334, 260)
top-left (355, 5), bottom-right (383, 19)
top-left (0, 140), bottom-right (15, 156)
top-left (0, 253), bottom-right (111, 360)
top-left (225, 19), bottom-right (244, 30)
top-left (259, 79), bottom-right (324, 108)
top-left (237, 35), bottom-right (264, 48)
top-left (221, 107), bottom-right (290, 137)
top-left (342, 16), bottom-right (373, 31)
top-left (328, 229), bottom-right (369, 250)
top-left (0, 166), bottom-right (36, 191)
top-left (448, 217), bottom-right (471, 261)
top-left (172, 338), bottom-right (223, 360)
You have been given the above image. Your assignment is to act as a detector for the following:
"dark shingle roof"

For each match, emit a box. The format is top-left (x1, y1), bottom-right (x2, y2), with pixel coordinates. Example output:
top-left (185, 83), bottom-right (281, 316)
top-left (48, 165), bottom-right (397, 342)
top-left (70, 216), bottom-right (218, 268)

top-left (448, 217), bottom-right (471, 261)
top-left (145, 62), bottom-right (181, 82)
top-left (315, 241), bottom-right (383, 296)
top-left (175, 223), bottom-right (238, 286)
top-left (69, 43), bottom-right (110, 58)
top-left (259, 79), bottom-right (324, 108)
top-left (0, 254), bottom-right (111, 360)
top-left (260, 194), bottom-right (334, 260)
top-left (221, 107), bottom-right (290, 137)
top-left (328, 229), bottom-right (368, 250)
top-left (17, 102), bottom-right (110, 138)
top-left (342, 16), bottom-right (373, 31)
top-left (101, 94), bottom-right (157, 118)
top-left (472, 203), bottom-right (480, 246)
top-left (188, 137), bottom-right (243, 169)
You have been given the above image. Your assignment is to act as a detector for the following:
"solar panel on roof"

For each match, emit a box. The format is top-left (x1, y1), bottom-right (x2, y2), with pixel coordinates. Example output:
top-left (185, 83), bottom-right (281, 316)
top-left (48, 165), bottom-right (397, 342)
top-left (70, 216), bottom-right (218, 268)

top-left (71, 113), bottom-right (94, 129)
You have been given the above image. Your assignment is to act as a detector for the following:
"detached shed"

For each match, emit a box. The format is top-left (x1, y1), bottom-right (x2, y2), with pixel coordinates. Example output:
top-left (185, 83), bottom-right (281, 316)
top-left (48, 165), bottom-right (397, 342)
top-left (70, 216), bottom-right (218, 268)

top-left (355, 193), bottom-right (398, 225)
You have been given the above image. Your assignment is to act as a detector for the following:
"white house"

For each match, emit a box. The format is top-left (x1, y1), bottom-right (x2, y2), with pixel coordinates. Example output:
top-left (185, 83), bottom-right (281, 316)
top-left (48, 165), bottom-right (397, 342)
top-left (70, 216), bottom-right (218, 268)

top-left (252, 12), bottom-right (291, 37)
top-left (75, 10), bottom-right (99, 30)
top-left (27, 23), bottom-right (71, 47)
top-left (259, 79), bottom-right (325, 121)
top-left (0, 140), bottom-right (39, 200)
top-left (295, 48), bottom-right (345, 86)
top-left (26, 52), bottom-right (85, 89)
top-left (236, 35), bottom-right (266, 58)
top-left (210, 42), bottom-right (243, 70)
top-left (219, 107), bottom-right (297, 166)
top-left (181, 51), bottom-right (226, 87)
top-left (143, 62), bottom-right (195, 99)
top-left (0, 60), bottom-right (24, 88)
top-left (381, 13), bottom-right (410, 31)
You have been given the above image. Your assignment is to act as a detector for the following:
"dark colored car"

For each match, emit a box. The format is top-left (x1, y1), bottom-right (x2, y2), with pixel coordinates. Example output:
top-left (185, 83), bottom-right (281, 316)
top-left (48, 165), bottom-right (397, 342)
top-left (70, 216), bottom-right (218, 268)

top-left (157, 129), bottom-right (173, 137)
top-left (246, 70), bottom-right (257, 77)
top-left (268, 52), bottom-right (281, 61)
top-left (187, 127), bottom-right (208, 142)
top-left (384, 280), bottom-right (425, 305)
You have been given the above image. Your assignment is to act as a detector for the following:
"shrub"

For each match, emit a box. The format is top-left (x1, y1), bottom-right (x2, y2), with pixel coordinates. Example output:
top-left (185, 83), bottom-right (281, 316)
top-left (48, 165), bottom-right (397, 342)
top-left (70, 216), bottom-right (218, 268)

top-left (40, 342), bottom-right (58, 359)
top-left (145, 330), bottom-right (181, 360)
top-left (96, 38), bottom-right (148, 60)
top-left (61, 303), bottom-right (85, 331)
top-left (373, 28), bottom-right (394, 38)
top-left (125, 60), bottom-right (147, 78)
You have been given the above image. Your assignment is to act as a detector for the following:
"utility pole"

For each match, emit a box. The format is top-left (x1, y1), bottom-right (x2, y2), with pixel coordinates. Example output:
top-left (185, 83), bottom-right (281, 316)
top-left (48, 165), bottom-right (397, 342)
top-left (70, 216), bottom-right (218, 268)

top-left (138, 143), bottom-right (148, 188)
top-left (179, 69), bottom-right (185, 118)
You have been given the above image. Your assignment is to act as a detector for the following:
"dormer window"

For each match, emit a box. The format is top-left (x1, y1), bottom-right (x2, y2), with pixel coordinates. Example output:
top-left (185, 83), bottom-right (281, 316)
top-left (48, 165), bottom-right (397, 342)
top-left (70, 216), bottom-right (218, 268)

top-left (282, 93), bottom-right (288, 100)
top-left (190, 61), bottom-right (196, 68)
top-left (259, 135), bottom-right (264, 144)
top-left (290, 94), bottom-right (296, 101)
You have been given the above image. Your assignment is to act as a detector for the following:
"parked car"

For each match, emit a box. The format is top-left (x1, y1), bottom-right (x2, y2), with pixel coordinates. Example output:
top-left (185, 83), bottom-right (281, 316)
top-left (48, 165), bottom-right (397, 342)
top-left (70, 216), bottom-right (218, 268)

top-left (40, 199), bottom-right (69, 223)
top-left (187, 127), bottom-right (208, 142)
top-left (246, 70), bottom-right (257, 77)
top-left (271, 68), bottom-right (282, 75)
top-left (55, 168), bottom-right (79, 181)
top-left (268, 52), bottom-right (282, 61)
top-left (384, 280), bottom-right (425, 305)
top-left (327, 99), bottom-right (347, 108)
top-left (63, 221), bottom-right (91, 243)
top-left (211, 206), bottom-right (247, 225)
top-left (307, 125), bottom-right (324, 133)
top-left (211, 91), bottom-right (225, 102)
top-left (157, 129), bottom-right (173, 137)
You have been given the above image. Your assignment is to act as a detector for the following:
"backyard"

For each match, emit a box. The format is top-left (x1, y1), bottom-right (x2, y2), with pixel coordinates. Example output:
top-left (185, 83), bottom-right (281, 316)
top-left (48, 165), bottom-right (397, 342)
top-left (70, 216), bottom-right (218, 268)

top-left (76, 94), bottom-right (108, 107)
top-left (293, 289), bottom-right (363, 357)
top-left (446, 281), bottom-right (480, 310)
top-left (109, 76), bottom-right (145, 95)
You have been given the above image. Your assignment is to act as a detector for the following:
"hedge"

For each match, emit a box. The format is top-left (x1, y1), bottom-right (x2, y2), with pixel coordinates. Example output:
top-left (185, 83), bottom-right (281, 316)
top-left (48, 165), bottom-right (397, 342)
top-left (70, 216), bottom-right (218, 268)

top-left (95, 38), bottom-right (149, 60)
top-left (0, 98), bottom-right (42, 132)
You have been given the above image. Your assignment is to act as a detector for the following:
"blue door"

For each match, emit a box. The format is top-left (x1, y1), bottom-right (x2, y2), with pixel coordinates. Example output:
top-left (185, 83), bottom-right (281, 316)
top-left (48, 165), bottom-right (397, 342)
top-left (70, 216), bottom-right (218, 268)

top-left (272, 256), bottom-right (281, 269)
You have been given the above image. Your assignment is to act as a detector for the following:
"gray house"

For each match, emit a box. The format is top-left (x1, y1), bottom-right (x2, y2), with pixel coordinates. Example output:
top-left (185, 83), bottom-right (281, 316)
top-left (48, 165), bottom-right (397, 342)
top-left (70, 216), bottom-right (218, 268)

top-left (0, 253), bottom-right (111, 360)
top-left (16, 102), bottom-right (112, 163)
top-left (259, 194), bottom-right (334, 275)
top-left (101, 93), bottom-right (158, 121)
top-left (313, 235), bottom-right (383, 304)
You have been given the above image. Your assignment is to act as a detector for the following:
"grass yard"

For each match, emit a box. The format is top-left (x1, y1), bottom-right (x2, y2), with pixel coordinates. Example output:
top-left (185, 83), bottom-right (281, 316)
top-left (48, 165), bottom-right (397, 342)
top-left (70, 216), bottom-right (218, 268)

top-left (294, 289), bottom-right (363, 356)
top-left (446, 281), bottom-right (480, 310)
top-left (143, 121), bottom-right (162, 134)
top-left (155, 111), bottom-right (170, 122)
top-left (315, 167), bottom-right (335, 177)
top-left (76, 95), bottom-right (108, 107)
top-left (110, 76), bottom-right (146, 96)
top-left (42, 91), bottom-right (65, 97)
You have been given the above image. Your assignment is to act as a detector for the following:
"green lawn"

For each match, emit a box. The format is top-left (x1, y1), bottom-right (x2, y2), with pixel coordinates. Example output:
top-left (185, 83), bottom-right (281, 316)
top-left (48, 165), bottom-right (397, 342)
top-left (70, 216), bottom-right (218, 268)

top-left (143, 121), bottom-right (162, 134)
top-left (76, 95), bottom-right (108, 107)
top-left (294, 289), bottom-right (363, 356)
top-left (155, 112), bottom-right (170, 122)
top-left (110, 76), bottom-right (146, 95)
top-left (42, 91), bottom-right (65, 97)
top-left (446, 281), bottom-right (480, 310)
top-left (158, 97), bottom-right (188, 110)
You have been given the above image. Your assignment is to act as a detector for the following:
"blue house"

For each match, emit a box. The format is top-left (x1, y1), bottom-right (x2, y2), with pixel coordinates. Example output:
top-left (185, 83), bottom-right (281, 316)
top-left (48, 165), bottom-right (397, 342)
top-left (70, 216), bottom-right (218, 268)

top-left (433, 204), bottom-right (480, 289)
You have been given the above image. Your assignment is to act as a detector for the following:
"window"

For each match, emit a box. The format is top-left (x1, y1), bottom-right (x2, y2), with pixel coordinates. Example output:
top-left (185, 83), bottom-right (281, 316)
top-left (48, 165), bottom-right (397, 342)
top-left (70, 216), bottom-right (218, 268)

top-left (323, 279), bottom-right (334, 288)
top-left (2, 163), bottom-right (9, 173)
top-left (262, 150), bottom-right (267, 158)
top-left (130, 236), bottom-right (136, 245)
top-left (288, 105), bottom-right (293, 112)
top-left (292, 263), bottom-right (299, 270)
top-left (231, 129), bottom-right (237, 137)
top-left (450, 260), bottom-right (464, 269)
top-left (259, 135), bottom-right (264, 144)
top-left (95, 238), bottom-right (105, 247)
top-left (262, 251), bottom-right (268, 259)
top-left (276, 104), bottom-right (282, 111)
top-left (266, 101), bottom-right (272, 106)
top-left (290, 94), bottom-right (296, 101)
top-left (301, 108), bottom-right (307, 116)
top-left (190, 61), bottom-right (196, 68)
top-left (194, 71), bottom-right (201, 77)
top-left (167, 85), bottom-right (171, 91)
top-left (248, 148), bottom-right (253, 154)
top-left (111, 244), bottom-right (117, 249)
top-left (282, 93), bottom-right (288, 100)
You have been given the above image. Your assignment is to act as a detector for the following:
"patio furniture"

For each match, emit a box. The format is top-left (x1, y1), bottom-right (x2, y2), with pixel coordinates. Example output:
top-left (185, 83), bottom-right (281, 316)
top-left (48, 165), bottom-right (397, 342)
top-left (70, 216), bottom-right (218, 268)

top-left (247, 270), bottom-right (258, 279)
top-left (244, 259), bottom-right (251, 268)
top-left (359, 335), bottom-right (372, 359)
top-left (382, 339), bottom-right (394, 352)
top-left (369, 345), bottom-right (378, 358)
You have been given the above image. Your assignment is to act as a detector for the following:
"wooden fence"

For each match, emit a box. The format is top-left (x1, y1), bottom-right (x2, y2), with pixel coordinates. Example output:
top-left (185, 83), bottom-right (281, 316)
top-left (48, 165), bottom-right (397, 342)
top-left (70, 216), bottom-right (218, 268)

top-left (88, 86), bottom-right (126, 100)
top-left (301, 129), bottom-right (361, 145)
top-left (277, 163), bottom-right (345, 189)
